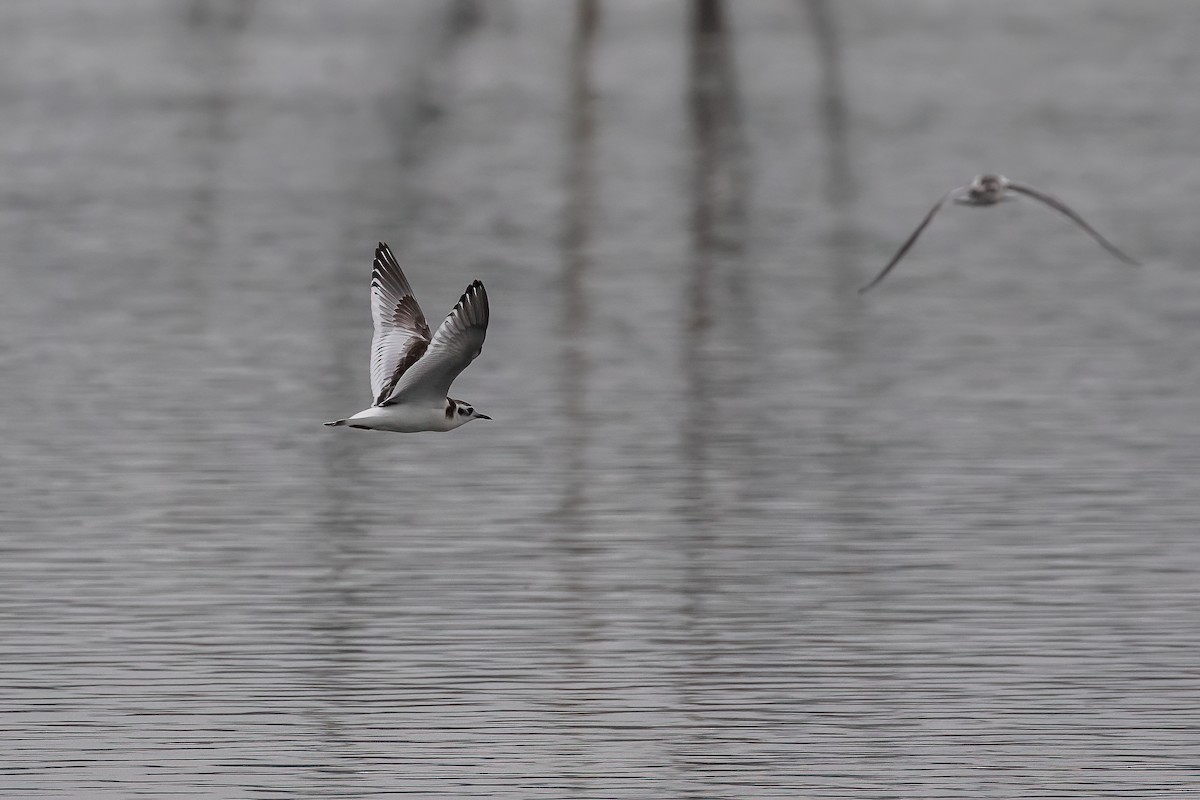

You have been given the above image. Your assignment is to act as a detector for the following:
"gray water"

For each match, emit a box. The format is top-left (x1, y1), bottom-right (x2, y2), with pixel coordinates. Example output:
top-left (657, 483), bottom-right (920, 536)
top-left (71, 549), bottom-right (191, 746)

top-left (2, 1), bottom-right (1199, 797)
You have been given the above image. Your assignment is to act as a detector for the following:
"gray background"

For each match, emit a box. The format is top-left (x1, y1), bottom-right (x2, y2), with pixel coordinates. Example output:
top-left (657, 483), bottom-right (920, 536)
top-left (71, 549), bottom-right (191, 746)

top-left (2, 0), bottom-right (1198, 797)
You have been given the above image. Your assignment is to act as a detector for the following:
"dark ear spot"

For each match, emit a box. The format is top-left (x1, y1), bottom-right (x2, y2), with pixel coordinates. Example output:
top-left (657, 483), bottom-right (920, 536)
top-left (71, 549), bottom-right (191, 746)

top-left (446, 402), bottom-right (455, 420)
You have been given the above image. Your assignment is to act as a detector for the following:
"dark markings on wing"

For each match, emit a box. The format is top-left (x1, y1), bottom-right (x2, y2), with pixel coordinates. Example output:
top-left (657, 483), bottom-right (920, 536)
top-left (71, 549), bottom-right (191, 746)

top-left (1006, 182), bottom-right (1139, 266)
top-left (370, 242), bottom-right (433, 405)
top-left (374, 335), bottom-right (429, 406)
top-left (859, 187), bottom-right (965, 294)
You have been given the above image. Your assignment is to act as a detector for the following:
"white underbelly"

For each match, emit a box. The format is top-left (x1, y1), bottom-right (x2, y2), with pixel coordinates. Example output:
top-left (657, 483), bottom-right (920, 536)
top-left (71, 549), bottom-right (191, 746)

top-left (346, 403), bottom-right (453, 433)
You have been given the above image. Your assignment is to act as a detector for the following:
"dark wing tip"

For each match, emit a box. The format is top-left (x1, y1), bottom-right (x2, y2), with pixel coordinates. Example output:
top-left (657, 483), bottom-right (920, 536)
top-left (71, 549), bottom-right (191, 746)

top-left (451, 280), bottom-right (489, 330)
top-left (374, 242), bottom-right (397, 267)
top-left (1006, 182), bottom-right (1141, 266)
top-left (471, 280), bottom-right (489, 316)
top-left (459, 280), bottom-right (485, 300)
top-left (859, 277), bottom-right (888, 298)
top-left (373, 243), bottom-right (402, 281)
top-left (460, 280), bottom-right (487, 304)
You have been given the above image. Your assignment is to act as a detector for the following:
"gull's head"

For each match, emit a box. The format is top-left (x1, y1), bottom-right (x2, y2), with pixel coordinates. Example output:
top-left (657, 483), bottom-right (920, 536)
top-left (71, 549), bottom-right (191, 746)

top-left (448, 398), bottom-right (491, 428)
top-left (957, 173), bottom-right (1011, 206)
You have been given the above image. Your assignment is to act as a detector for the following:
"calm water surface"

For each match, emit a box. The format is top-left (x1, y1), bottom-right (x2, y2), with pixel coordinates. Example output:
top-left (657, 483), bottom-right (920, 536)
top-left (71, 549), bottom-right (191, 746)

top-left (2, 1), bottom-right (1199, 797)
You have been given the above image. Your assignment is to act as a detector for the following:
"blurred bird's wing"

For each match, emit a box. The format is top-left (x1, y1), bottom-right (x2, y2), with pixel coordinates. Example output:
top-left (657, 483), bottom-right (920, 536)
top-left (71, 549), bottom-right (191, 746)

top-left (858, 186), bottom-right (968, 294)
top-left (383, 280), bottom-right (489, 406)
top-left (1006, 181), bottom-right (1139, 265)
top-left (370, 242), bottom-right (432, 406)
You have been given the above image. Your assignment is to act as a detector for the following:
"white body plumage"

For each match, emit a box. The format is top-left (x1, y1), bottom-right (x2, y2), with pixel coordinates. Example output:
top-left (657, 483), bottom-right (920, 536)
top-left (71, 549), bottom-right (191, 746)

top-left (337, 398), bottom-right (486, 433)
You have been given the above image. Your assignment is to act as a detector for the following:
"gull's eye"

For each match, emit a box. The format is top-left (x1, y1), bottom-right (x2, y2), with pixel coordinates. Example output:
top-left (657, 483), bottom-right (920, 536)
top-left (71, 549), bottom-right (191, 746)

top-left (465, 407), bottom-right (474, 415)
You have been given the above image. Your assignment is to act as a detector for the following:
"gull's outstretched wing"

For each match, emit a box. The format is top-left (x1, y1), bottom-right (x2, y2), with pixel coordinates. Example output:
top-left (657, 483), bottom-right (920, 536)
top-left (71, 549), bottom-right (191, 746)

top-left (1006, 181), bottom-right (1139, 266)
top-left (370, 242), bottom-right (432, 406)
top-left (382, 280), bottom-right (489, 406)
top-left (859, 187), bottom-right (967, 294)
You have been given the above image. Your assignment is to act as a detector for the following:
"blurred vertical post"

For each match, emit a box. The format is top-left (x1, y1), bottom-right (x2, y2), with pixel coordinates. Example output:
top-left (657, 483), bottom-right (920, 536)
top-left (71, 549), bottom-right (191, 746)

top-left (684, 1), bottom-right (723, 490)
top-left (803, 0), bottom-right (853, 211)
top-left (557, 0), bottom-right (598, 523)
top-left (802, 0), bottom-right (858, 291)
top-left (675, 0), bottom-right (753, 733)
top-left (682, 0), bottom-right (748, 520)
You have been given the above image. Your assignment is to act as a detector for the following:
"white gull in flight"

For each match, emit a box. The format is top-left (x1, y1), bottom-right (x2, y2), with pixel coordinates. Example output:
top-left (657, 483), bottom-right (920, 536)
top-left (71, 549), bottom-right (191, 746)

top-left (325, 242), bottom-right (491, 432)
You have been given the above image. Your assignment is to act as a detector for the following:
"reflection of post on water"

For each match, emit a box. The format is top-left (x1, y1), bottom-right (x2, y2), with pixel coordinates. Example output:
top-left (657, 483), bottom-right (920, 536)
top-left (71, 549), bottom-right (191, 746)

top-left (674, 0), bottom-right (760, 765)
top-left (680, 0), bottom-right (761, 570)
top-left (557, 0), bottom-right (598, 529)
top-left (681, 0), bottom-right (724, 531)
top-left (680, 0), bottom-right (755, 530)
top-left (549, 7), bottom-right (603, 790)
top-left (552, 0), bottom-right (602, 622)
top-left (803, 0), bottom-right (855, 217)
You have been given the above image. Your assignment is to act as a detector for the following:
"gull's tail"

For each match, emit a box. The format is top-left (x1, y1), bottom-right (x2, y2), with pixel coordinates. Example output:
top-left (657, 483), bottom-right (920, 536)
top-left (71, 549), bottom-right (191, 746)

top-left (324, 419), bottom-right (347, 427)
